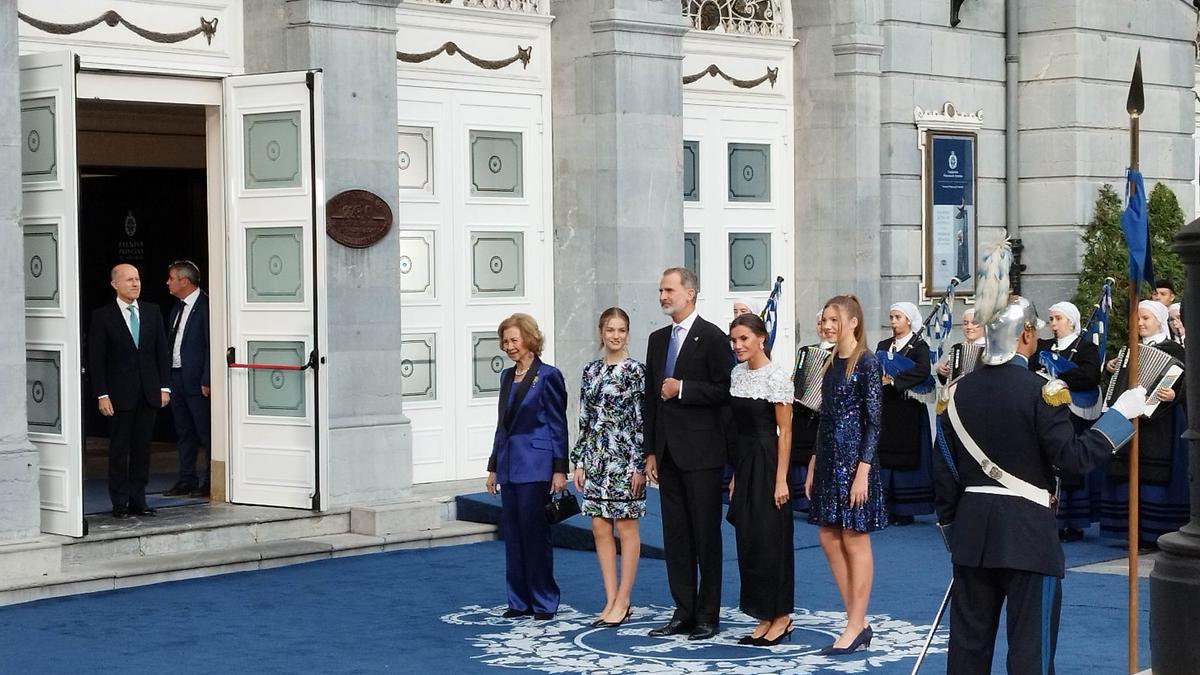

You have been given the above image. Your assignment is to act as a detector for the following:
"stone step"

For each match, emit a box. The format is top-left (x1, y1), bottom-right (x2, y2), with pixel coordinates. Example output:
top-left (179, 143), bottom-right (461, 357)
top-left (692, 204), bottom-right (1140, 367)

top-left (350, 500), bottom-right (444, 537)
top-left (60, 508), bottom-right (351, 567)
top-left (0, 521), bottom-right (497, 607)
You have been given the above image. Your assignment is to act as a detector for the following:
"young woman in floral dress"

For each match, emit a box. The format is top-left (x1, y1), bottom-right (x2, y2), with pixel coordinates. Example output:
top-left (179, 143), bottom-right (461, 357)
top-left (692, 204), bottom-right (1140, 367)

top-left (572, 307), bottom-right (647, 628)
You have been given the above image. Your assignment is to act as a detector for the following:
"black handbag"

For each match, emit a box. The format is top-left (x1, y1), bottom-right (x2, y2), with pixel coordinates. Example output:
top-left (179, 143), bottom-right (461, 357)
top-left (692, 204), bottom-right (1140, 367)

top-left (544, 490), bottom-right (581, 524)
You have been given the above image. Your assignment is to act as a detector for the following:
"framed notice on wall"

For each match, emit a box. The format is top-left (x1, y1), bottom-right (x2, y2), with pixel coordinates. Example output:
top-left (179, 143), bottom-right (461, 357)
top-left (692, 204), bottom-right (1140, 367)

top-left (924, 131), bottom-right (977, 296)
top-left (915, 102), bottom-right (983, 300)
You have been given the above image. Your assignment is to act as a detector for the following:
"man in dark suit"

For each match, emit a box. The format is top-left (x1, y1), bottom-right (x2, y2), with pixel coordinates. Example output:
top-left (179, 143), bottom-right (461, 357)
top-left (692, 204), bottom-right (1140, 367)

top-left (932, 294), bottom-right (1144, 673)
top-left (643, 267), bottom-right (734, 641)
top-left (163, 261), bottom-right (211, 497)
top-left (89, 263), bottom-right (171, 518)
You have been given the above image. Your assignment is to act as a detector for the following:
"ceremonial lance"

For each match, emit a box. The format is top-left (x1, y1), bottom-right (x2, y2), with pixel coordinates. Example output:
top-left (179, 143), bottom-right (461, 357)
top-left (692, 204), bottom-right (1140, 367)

top-left (1123, 49), bottom-right (1144, 675)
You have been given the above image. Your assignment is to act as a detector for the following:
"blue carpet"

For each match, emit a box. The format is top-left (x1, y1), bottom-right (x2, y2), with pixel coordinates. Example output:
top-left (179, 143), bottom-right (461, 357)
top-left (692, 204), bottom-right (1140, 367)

top-left (0, 513), bottom-right (1148, 673)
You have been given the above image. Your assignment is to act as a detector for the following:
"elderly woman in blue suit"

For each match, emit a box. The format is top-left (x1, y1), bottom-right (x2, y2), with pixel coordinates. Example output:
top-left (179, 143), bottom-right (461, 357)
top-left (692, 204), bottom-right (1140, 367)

top-left (486, 313), bottom-right (569, 620)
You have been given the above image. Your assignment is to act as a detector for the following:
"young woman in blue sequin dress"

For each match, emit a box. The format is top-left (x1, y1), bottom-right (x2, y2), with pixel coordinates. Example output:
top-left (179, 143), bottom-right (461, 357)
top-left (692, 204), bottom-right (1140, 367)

top-left (804, 294), bottom-right (886, 655)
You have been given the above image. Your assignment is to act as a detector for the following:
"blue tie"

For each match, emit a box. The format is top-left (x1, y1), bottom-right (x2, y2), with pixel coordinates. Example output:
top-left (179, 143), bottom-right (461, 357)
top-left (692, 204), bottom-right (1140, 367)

top-left (664, 325), bottom-right (681, 377)
top-left (127, 305), bottom-right (140, 348)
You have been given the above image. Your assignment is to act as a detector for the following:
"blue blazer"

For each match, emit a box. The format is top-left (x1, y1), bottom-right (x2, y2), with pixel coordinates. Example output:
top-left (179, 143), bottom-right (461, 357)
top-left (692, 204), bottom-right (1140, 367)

top-left (168, 292), bottom-right (210, 394)
top-left (487, 359), bottom-right (569, 485)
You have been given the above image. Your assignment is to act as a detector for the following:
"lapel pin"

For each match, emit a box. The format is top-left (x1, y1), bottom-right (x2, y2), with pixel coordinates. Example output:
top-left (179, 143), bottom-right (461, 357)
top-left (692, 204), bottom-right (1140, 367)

top-left (693, 336), bottom-right (700, 342)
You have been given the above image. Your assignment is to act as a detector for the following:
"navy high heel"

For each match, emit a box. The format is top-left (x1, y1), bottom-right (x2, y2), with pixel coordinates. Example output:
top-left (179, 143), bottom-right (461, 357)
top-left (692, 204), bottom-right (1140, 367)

top-left (819, 626), bottom-right (872, 655)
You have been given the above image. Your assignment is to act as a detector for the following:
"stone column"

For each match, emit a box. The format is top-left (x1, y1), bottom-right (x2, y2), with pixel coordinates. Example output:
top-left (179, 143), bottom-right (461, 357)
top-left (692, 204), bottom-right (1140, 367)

top-left (792, 0), bottom-right (883, 334)
top-left (0, 5), bottom-right (42, 541)
top-left (1151, 218), bottom-right (1200, 673)
top-left (244, 0), bottom-right (411, 503)
top-left (551, 0), bottom-right (687, 421)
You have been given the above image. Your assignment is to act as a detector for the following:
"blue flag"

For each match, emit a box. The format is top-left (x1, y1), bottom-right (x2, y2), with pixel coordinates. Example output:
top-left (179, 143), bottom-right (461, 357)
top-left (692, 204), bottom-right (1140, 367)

top-left (760, 277), bottom-right (783, 352)
top-left (1120, 169), bottom-right (1153, 288)
top-left (1080, 280), bottom-right (1112, 366)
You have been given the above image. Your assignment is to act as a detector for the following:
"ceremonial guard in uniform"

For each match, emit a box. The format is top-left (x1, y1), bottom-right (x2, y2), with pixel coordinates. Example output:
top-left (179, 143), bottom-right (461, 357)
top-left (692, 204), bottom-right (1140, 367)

top-left (931, 245), bottom-right (1145, 673)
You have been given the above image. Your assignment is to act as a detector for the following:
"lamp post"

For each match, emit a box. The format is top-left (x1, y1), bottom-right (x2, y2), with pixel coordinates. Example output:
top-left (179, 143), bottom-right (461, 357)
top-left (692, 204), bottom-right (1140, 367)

top-left (1151, 218), bottom-right (1200, 673)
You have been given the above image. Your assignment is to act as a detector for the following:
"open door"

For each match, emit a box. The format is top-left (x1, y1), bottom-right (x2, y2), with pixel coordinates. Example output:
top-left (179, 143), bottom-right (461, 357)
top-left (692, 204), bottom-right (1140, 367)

top-left (223, 71), bottom-right (327, 510)
top-left (21, 52), bottom-right (84, 536)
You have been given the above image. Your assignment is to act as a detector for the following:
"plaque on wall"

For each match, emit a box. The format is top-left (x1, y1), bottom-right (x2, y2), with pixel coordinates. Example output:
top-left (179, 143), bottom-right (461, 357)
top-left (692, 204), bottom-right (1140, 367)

top-left (326, 189), bottom-right (393, 248)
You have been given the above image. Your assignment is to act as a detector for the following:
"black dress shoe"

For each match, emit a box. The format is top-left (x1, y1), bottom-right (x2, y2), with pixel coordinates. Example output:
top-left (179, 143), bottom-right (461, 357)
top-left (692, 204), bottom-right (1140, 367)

top-left (648, 618), bottom-right (693, 637)
top-left (111, 508), bottom-right (130, 519)
top-left (162, 481), bottom-right (195, 497)
top-left (1059, 528), bottom-right (1084, 542)
top-left (191, 483), bottom-right (210, 497)
top-left (688, 623), bottom-right (719, 641)
top-left (502, 608), bottom-right (531, 619)
top-left (129, 506), bottom-right (157, 517)
top-left (532, 612), bottom-right (554, 621)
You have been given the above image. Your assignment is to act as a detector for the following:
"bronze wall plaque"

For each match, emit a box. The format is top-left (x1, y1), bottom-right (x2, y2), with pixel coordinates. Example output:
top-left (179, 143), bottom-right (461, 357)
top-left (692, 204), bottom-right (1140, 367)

top-left (326, 189), bottom-right (393, 248)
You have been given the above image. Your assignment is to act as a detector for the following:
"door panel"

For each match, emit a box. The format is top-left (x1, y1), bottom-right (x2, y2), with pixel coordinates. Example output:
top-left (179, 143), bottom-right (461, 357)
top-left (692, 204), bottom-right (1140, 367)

top-left (21, 51), bottom-right (84, 537)
top-left (224, 71), bottom-right (327, 510)
top-left (398, 87), bottom-right (549, 483)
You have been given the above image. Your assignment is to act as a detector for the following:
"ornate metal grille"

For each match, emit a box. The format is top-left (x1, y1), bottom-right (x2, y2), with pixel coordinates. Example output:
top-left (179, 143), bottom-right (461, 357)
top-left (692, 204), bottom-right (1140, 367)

top-left (406, 0), bottom-right (546, 15)
top-left (682, 0), bottom-right (784, 37)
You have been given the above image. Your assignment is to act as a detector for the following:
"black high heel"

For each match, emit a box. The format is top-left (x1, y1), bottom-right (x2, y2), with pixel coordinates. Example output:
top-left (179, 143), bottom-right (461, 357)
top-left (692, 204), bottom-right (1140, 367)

top-left (752, 620), bottom-right (794, 646)
top-left (819, 626), bottom-right (872, 655)
top-left (598, 606), bottom-right (633, 628)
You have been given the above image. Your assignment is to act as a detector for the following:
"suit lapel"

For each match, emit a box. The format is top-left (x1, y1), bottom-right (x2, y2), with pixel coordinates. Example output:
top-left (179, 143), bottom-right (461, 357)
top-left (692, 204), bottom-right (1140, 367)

top-left (503, 358), bottom-right (541, 430)
top-left (673, 318), bottom-right (705, 369)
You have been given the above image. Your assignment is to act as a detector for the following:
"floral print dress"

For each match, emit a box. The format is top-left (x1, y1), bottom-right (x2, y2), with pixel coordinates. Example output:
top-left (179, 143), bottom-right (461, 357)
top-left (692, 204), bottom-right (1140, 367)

top-left (571, 358), bottom-right (647, 519)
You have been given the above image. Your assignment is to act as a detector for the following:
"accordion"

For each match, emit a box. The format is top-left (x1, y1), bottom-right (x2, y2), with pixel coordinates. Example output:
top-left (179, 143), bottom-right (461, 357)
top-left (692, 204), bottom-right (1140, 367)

top-left (793, 345), bottom-right (833, 413)
top-left (949, 342), bottom-right (984, 380)
top-left (1102, 344), bottom-right (1184, 417)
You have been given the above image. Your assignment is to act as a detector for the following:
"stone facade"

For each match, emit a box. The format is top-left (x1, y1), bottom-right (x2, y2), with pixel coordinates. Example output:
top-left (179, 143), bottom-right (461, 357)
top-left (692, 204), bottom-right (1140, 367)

top-left (1, 0), bottom-right (1198, 543)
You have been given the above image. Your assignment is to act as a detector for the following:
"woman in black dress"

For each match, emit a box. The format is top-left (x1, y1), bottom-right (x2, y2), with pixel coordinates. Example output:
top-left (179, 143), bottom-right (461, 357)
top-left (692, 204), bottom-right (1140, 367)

top-left (876, 301), bottom-right (934, 525)
top-left (727, 313), bottom-right (794, 645)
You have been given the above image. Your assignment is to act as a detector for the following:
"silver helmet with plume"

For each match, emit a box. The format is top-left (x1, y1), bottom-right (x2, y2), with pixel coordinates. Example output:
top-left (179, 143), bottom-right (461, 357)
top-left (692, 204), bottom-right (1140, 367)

top-left (975, 239), bottom-right (1045, 366)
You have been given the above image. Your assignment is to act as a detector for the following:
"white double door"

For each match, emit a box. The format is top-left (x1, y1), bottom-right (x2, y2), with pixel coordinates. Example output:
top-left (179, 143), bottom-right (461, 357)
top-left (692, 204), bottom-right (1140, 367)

top-left (683, 101), bottom-right (795, 364)
top-left (396, 86), bottom-right (551, 484)
top-left (19, 52), bottom-right (326, 536)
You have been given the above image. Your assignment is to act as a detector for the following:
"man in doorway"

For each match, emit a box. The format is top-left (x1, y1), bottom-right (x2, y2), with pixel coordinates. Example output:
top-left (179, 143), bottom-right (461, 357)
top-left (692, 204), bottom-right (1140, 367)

top-left (643, 267), bottom-right (734, 641)
top-left (1152, 278), bottom-right (1176, 306)
top-left (163, 261), bottom-right (211, 498)
top-left (88, 264), bottom-right (171, 518)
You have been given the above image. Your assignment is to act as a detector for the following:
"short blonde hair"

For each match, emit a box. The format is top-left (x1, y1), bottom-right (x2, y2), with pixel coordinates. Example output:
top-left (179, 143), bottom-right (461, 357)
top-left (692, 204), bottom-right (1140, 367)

top-left (497, 313), bottom-right (544, 356)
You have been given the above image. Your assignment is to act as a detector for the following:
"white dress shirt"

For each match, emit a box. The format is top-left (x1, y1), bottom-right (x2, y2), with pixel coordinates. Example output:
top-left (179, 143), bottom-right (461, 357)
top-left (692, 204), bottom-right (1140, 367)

top-left (668, 308), bottom-right (699, 399)
top-left (172, 288), bottom-right (201, 368)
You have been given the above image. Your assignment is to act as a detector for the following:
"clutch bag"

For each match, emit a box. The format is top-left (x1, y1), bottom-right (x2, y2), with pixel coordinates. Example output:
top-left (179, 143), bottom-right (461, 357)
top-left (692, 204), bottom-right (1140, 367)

top-left (545, 490), bottom-right (581, 524)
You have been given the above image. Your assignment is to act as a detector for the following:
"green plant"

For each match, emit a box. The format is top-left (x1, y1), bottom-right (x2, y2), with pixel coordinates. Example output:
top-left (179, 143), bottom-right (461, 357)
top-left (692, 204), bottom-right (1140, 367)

top-left (1072, 182), bottom-right (1185, 349)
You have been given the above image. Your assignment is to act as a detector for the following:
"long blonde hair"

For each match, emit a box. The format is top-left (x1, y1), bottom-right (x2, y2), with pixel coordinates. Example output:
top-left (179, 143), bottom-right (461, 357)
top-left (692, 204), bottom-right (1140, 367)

top-left (823, 295), bottom-right (867, 378)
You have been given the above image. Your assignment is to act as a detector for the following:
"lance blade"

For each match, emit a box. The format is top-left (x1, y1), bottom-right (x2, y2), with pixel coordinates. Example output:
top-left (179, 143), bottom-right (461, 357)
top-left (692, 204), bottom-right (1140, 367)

top-left (1127, 50), bottom-right (1144, 116)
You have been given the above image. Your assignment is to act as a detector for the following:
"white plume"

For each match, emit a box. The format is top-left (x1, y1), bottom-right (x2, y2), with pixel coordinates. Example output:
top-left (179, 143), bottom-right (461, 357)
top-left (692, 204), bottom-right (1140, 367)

top-left (974, 238), bottom-right (1013, 326)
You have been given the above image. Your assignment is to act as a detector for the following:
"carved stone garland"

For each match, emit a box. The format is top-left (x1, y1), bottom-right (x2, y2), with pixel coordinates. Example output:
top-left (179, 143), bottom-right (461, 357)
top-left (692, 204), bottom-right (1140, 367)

top-left (18, 10), bottom-right (218, 45)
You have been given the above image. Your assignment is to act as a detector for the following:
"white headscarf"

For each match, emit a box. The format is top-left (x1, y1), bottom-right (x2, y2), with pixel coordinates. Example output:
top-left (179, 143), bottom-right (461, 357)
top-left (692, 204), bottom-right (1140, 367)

top-left (1048, 301), bottom-right (1081, 350)
top-left (733, 298), bottom-right (759, 316)
top-left (1138, 299), bottom-right (1170, 345)
top-left (890, 302), bottom-right (922, 340)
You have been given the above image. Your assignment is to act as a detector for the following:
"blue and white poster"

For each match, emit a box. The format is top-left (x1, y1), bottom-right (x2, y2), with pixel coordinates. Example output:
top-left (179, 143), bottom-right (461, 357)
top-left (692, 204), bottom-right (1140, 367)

top-left (927, 133), bottom-right (976, 294)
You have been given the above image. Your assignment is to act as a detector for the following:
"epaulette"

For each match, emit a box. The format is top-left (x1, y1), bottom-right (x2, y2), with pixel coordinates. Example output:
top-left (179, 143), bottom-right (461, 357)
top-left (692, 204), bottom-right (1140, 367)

top-left (1041, 378), bottom-right (1071, 407)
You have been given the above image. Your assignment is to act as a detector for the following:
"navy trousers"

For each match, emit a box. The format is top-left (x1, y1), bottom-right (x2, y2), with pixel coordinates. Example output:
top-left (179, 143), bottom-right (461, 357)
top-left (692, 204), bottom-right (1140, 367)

top-left (500, 481), bottom-right (559, 614)
top-left (170, 369), bottom-right (210, 486)
top-left (948, 565), bottom-right (1062, 675)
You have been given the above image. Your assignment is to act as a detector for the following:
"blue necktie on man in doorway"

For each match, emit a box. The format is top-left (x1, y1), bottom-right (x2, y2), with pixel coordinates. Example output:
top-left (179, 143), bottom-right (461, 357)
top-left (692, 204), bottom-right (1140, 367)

top-left (665, 324), bottom-right (681, 378)
top-left (127, 305), bottom-right (140, 348)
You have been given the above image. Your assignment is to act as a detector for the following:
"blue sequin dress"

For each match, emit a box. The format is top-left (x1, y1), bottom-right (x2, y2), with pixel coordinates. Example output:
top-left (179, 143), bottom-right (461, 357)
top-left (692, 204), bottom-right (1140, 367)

top-left (807, 351), bottom-right (888, 532)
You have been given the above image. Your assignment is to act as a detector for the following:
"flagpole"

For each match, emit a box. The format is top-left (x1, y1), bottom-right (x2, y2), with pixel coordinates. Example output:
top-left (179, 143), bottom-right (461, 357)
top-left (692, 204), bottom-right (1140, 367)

top-left (1124, 49), bottom-right (1144, 675)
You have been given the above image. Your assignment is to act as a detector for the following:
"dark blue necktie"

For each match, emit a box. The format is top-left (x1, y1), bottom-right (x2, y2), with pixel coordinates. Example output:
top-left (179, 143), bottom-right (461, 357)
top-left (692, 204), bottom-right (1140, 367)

top-left (665, 325), bottom-right (681, 377)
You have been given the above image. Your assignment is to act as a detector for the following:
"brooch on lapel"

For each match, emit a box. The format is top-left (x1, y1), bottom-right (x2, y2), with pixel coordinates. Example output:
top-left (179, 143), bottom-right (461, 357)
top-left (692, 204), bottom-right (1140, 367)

top-left (693, 336), bottom-right (700, 342)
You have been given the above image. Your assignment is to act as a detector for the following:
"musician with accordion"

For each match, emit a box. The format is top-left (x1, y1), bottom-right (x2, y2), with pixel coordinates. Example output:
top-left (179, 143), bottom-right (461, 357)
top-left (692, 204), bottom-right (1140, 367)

top-left (935, 308), bottom-right (985, 383)
top-left (1099, 299), bottom-right (1190, 549)
top-left (1027, 302), bottom-right (1103, 542)
top-left (790, 312), bottom-right (835, 511)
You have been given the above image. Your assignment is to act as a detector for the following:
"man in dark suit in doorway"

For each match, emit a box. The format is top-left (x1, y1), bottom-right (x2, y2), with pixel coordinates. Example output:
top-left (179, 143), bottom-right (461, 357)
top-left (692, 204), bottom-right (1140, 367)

top-left (163, 260), bottom-right (211, 498)
top-left (643, 266), bottom-right (734, 640)
top-left (89, 263), bottom-right (171, 518)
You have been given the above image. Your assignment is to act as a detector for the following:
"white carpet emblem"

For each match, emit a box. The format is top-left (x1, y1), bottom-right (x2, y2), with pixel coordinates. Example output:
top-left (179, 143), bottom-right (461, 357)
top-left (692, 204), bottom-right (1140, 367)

top-left (442, 604), bottom-right (946, 673)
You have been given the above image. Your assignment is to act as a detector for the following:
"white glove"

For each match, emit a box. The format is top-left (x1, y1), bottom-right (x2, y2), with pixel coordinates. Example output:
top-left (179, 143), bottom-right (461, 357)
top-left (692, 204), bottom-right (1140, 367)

top-left (1112, 386), bottom-right (1148, 420)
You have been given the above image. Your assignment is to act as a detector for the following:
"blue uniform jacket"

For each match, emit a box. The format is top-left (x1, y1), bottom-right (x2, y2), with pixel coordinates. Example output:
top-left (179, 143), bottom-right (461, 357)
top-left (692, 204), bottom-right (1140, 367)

top-left (488, 359), bottom-right (569, 485)
top-left (933, 356), bottom-right (1134, 577)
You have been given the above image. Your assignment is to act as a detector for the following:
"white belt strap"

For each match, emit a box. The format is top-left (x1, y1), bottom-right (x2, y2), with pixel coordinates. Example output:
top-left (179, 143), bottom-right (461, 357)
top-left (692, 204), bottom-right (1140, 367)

top-left (946, 393), bottom-right (1053, 509)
